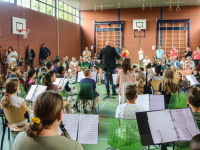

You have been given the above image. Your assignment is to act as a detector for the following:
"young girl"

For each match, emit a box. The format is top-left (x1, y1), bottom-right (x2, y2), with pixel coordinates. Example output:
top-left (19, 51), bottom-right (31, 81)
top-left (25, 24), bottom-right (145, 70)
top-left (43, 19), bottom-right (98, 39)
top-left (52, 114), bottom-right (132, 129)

top-left (24, 69), bottom-right (36, 91)
top-left (136, 73), bottom-right (152, 95)
top-left (44, 71), bottom-right (71, 113)
top-left (93, 66), bottom-right (98, 72)
top-left (143, 54), bottom-right (150, 67)
top-left (171, 66), bottom-right (181, 80)
top-left (179, 62), bottom-right (193, 80)
top-left (1, 78), bottom-right (30, 126)
top-left (97, 69), bottom-right (105, 84)
top-left (138, 47), bottom-right (144, 66)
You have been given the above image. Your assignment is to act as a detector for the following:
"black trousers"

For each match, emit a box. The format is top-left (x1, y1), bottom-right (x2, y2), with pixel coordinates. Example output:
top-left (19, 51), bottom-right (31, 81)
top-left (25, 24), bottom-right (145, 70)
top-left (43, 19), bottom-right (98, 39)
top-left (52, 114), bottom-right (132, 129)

top-left (28, 59), bottom-right (34, 68)
top-left (194, 59), bottom-right (200, 67)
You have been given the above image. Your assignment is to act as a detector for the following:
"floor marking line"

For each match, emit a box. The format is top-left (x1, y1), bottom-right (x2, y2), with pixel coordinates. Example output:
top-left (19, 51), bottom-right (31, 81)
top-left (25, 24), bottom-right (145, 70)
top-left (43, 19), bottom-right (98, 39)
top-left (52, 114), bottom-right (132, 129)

top-left (97, 98), bottom-right (110, 113)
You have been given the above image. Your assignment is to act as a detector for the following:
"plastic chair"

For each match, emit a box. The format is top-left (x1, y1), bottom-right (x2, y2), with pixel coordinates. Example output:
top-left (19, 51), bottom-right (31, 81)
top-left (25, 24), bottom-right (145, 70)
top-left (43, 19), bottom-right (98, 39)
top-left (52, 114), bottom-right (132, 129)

top-left (60, 89), bottom-right (68, 98)
top-left (1, 107), bottom-right (29, 150)
top-left (37, 75), bottom-right (42, 85)
top-left (151, 80), bottom-right (162, 91)
top-left (106, 118), bottom-right (144, 150)
top-left (19, 84), bottom-right (26, 98)
top-left (168, 93), bottom-right (187, 109)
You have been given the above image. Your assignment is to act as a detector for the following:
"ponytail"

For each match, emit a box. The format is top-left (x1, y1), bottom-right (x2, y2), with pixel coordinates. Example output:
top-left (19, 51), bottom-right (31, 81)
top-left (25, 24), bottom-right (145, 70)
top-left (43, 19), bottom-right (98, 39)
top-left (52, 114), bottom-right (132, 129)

top-left (1, 95), bottom-right (12, 109)
top-left (25, 120), bottom-right (43, 138)
top-left (136, 73), bottom-right (145, 95)
top-left (25, 69), bottom-right (36, 91)
top-left (44, 71), bottom-right (55, 90)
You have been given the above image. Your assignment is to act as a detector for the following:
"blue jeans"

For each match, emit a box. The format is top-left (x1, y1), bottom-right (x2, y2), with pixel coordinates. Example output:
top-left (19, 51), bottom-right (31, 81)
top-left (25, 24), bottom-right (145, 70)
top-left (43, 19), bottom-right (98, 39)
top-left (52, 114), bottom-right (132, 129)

top-left (123, 57), bottom-right (128, 60)
top-left (104, 69), bottom-right (116, 94)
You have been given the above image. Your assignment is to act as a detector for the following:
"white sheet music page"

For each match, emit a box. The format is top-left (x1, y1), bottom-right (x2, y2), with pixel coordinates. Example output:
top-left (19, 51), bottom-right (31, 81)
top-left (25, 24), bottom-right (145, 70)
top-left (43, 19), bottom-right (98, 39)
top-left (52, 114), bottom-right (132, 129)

top-left (91, 72), bottom-right (97, 82)
top-left (147, 109), bottom-right (177, 144)
top-left (31, 85), bottom-right (47, 101)
top-left (185, 75), bottom-right (199, 86)
top-left (149, 95), bottom-right (165, 111)
top-left (77, 72), bottom-right (84, 82)
top-left (25, 85), bottom-right (37, 100)
top-left (58, 114), bottom-right (80, 141)
top-left (135, 94), bottom-right (150, 111)
top-left (59, 79), bottom-right (68, 92)
top-left (170, 108), bottom-right (199, 141)
top-left (112, 74), bottom-right (117, 85)
top-left (78, 115), bottom-right (99, 144)
top-left (53, 78), bottom-right (62, 86)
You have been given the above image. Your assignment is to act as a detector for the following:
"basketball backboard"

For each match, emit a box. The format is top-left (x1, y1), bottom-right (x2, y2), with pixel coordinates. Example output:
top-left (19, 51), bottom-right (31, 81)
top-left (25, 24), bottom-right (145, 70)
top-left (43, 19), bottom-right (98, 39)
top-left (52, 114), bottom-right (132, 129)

top-left (12, 17), bottom-right (26, 35)
top-left (133, 19), bottom-right (146, 30)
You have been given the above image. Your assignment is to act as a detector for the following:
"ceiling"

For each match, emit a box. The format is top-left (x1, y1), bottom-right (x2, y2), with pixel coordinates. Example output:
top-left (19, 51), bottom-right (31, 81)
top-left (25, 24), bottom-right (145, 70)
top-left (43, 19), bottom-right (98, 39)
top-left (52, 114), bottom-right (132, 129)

top-left (62, 0), bottom-right (200, 10)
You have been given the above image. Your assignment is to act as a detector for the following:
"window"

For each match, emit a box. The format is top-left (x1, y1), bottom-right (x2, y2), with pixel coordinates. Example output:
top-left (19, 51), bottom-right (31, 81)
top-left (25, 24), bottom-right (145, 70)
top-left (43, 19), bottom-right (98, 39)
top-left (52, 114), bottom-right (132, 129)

top-left (22, 0), bottom-right (30, 8)
top-left (39, 2), bottom-right (46, 13)
top-left (31, 0), bottom-right (38, 11)
top-left (47, 5), bottom-right (52, 15)
top-left (59, 10), bottom-right (63, 19)
top-left (17, 0), bottom-right (22, 6)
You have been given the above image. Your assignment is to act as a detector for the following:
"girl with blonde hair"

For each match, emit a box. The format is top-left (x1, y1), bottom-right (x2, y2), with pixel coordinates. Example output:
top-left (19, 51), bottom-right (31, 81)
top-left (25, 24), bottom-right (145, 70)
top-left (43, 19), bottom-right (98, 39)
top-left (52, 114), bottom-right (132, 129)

top-left (171, 66), bottom-right (180, 79)
top-left (136, 73), bottom-right (152, 95)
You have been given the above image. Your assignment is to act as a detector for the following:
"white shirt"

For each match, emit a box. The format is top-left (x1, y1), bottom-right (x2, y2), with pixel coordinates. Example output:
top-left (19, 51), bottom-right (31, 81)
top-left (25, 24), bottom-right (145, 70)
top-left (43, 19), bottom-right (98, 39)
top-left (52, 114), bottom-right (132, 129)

top-left (5, 51), bottom-right (18, 65)
top-left (138, 51), bottom-right (143, 60)
top-left (143, 59), bottom-right (150, 66)
top-left (70, 61), bottom-right (78, 68)
top-left (115, 103), bottom-right (144, 119)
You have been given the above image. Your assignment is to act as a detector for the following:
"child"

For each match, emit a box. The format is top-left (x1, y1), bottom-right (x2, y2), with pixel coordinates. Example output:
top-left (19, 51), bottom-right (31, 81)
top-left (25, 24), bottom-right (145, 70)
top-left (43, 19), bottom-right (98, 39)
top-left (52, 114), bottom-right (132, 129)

top-left (76, 66), bottom-right (82, 73)
top-left (180, 56), bottom-right (185, 70)
top-left (138, 67), bottom-right (144, 73)
top-left (97, 69), bottom-right (104, 84)
top-left (190, 134), bottom-right (200, 150)
top-left (143, 54), bottom-right (150, 67)
top-left (132, 65), bottom-right (138, 73)
top-left (44, 71), bottom-right (71, 113)
top-left (115, 85), bottom-right (144, 119)
top-left (24, 69), bottom-right (36, 91)
top-left (52, 58), bottom-right (60, 74)
top-left (193, 69), bottom-right (200, 82)
top-left (93, 66), bottom-right (98, 72)
top-left (80, 69), bottom-right (99, 114)
top-left (23, 72), bottom-right (28, 82)
top-left (7, 65), bottom-right (21, 79)
top-left (187, 87), bottom-right (200, 121)
top-left (26, 65), bottom-right (31, 72)
top-left (166, 64), bottom-right (171, 69)
top-left (46, 62), bottom-right (53, 72)
top-left (68, 64), bottom-right (74, 74)
top-left (1, 78), bottom-right (30, 126)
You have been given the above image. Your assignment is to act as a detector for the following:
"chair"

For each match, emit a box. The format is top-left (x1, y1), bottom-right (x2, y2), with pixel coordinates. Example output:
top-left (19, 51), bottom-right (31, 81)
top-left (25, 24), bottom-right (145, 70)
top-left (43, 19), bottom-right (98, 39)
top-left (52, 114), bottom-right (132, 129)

top-left (151, 80), bottom-right (162, 91)
top-left (168, 93), bottom-right (187, 109)
top-left (19, 84), bottom-right (26, 98)
top-left (77, 83), bottom-right (99, 113)
top-left (37, 75), bottom-right (42, 85)
top-left (1, 107), bottom-right (29, 150)
top-left (120, 82), bottom-right (137, 105)
top-left (106, 118), bottom-right (144, 150)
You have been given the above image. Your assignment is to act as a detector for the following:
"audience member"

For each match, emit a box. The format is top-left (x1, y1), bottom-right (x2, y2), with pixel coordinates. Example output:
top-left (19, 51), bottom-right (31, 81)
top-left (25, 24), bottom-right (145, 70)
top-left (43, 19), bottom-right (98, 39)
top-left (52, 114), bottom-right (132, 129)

top-left (138, 47), bottom-right (144, 66)
top-left (160, 57), bottom-right (167, 72)
top-left (60, 57), bottom-right (69, 70)
top-left (70, 57), bottom-right (78, 68)
top-left (186, 56), bottom-right (195, 70)
top-left (52, 59), bottom-right (60, 74)
top-left (115, 44), bottom-right (121, 64)
top-left (180, 56), bottom-right (186, 70)
top-left (185, 47), bottom-right (192, 58)
top-left (146, 59), bottom-right (157, 69)
top-left (65, 56), bottom-right (71, 65)
top-left (143, 54), bottom-right (150, 67)
top-left (115, 85), bottom-right (144, 119)
top-left (25, 45), bottom-right (35, 68)
top-left (97, 69), bottom-right (104, 84)
top-left (82, 46), bottom-right (91, 57)
top-left (89, 57), bottom-right (98, 70)
top-left (151, 65), bottom-right (163, 81)
top-left (39, 43), bottom-right (51, 62)
top-left (170, 56), bottom-right (180, 69)
top-left (122, 47), bottom-right (129, 60)
top-left (156, 45), bottom-right (164, 61)
top-left (78, 56), bottom-right (83, 66)
top-left (193, 46), bottom-right (200, 66)
top-left (81, 57), bottom-right (89, 71)
top-left (170, 45), bottom-right (178, 57)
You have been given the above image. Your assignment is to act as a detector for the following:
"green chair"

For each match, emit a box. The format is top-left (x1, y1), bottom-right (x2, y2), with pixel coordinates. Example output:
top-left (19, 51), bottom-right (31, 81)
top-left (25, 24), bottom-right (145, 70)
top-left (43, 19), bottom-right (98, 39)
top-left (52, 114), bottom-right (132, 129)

top-left (107, 118), bottom-right (144, 150)
top-left (60, 89), bottom-right (68, 98)
top-left (19, 84), bottom-right (26, 98)
top-left (77, 83), bottom-right (99, 113)
top-left (37, 75), bottom-right (42, 85)
top-left (168, 93), bottom-right (187, 109)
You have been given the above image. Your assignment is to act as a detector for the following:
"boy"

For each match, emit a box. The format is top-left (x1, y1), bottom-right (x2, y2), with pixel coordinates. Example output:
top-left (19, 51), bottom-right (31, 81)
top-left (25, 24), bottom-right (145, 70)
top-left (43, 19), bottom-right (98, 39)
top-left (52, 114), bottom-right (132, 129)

top-left (7, 65), bottom-right (21, 79)
top-left (46, 62), bottom-right (53, 72)
top-left (187, 87), bottom-right (200, 121)
top-left (132, 65), bottom-right (138, 73)
top-left (138, 67), bottom-right (144, 73)
top-left (80, 69), bottom-right (99, 114)
top-left (52, 58), bottom-right (60, 75)
top-left (115, 85), bottom-right (144, 119)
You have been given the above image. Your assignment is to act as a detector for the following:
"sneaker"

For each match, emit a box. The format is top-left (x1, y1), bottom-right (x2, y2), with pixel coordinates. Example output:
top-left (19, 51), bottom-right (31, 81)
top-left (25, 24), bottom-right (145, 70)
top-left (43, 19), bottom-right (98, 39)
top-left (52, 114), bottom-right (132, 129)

top-left (91, 107), bottom-right (97, 114)
top-left (72, 104), bottom-right (80, 112)
top-left (112, 93), bottom-right (118, 96)
top-left (83, 107), bottom-right (88, 113)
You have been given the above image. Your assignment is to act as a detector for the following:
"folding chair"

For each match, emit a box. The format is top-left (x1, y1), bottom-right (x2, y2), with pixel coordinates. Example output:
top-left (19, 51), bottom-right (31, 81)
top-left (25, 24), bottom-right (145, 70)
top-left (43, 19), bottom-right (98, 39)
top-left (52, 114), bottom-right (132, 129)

top-left (106, 118), bottom-right (144, 150)
top-left (1, 107), bottom-right (29, 150)
top-left (77, 83), bottom-right (99, 114)
top-left (151, 80), bottom-right (162, 92)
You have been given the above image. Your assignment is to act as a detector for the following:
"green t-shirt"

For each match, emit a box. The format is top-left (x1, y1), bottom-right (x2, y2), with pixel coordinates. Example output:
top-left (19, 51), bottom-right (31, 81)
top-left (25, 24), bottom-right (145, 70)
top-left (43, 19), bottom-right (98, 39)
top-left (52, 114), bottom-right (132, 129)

top-left (81, 62), bottom-right (89, 71)
top-left (12, 131), bottom-right (83, 150)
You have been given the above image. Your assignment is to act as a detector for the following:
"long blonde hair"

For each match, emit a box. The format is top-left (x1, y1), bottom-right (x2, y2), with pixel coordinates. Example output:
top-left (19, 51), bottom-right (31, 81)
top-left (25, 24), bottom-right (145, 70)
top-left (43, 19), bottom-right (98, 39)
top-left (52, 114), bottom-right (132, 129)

top-left (136, 73), bottom-right (145, 95)
top-left (1, 78), bottom-right (19, 109)
top-left (161, 68), bottom-right (178, 95)
top-left (171, 66), bottom-right (180, 79)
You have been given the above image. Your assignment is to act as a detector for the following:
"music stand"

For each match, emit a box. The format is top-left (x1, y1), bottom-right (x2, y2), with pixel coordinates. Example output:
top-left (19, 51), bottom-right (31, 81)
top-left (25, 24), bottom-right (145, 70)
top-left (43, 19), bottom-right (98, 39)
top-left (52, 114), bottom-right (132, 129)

top-left (96, 63), bottom-right (121, 99)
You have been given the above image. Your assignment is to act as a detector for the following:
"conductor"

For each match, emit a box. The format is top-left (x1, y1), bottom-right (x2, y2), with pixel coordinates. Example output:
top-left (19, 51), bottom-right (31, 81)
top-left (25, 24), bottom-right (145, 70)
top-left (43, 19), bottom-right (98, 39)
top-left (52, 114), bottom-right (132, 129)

top-left (98, 41), bottom-right (121, 96)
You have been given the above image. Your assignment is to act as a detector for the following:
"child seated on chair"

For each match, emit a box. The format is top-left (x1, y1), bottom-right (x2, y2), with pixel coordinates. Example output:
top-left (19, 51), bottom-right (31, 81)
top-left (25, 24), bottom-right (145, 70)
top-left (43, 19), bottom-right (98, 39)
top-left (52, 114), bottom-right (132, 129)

top-left (1, 78), bottom-right (30, 126)
top-left (80, 69), bottom-right (99, 114)
top-left (187, 87), bottom-right (200, 121)
top-left (97, 68), bottom-right (104, 84)
top-left (24, 69), bottom-right (36, 92)
top-left (115, 85), bottom-right (144, 119)
top-left (44, 71), bottom-right (71, 114)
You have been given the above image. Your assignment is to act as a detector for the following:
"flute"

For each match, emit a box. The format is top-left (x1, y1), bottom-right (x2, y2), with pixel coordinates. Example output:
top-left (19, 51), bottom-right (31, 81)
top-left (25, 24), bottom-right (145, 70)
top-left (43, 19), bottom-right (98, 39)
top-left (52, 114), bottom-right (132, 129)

top-left (59, 121), bottom-right (71, 139)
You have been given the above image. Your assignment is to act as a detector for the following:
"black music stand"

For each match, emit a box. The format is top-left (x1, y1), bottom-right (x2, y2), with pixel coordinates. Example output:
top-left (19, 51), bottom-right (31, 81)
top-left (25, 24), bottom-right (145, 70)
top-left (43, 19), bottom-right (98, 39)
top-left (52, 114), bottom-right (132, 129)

top-left (96, 63), bottom-right (121, 99)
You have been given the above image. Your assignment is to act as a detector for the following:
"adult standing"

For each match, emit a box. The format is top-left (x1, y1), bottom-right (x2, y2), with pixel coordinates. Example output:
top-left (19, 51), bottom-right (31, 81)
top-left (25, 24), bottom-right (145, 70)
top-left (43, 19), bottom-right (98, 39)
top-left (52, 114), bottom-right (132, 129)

top-left (170, 45), bottom-right (178, 58)
top-left (156, 45), bottom-right (164, 61)
top-left (82, 46), bottom-right (91, 57)
top-left (39, 43), bottom-right (51, 63)
top-left (25, 45), bottom-right (35, 68)
top-left (122, 47), bottom-right (129, 60)
top-left (98, 41), bottom-right (121, 96)
top-left (185, 47), bottom-right (193, 58)
top-left (4, 46), bottom-right (18, 66)
top-left (138, 47), bottom-right (144, 67)
top-left (193, 46), bottom-right (200, 66)
top-left (115, 45), bottom-right (121, 64)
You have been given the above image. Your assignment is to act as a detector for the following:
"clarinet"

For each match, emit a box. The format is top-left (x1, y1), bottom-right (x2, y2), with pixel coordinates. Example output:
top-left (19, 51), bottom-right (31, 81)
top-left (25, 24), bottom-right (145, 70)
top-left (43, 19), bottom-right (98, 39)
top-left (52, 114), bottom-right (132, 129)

top-left (59, 121), bottom-right (71, 139)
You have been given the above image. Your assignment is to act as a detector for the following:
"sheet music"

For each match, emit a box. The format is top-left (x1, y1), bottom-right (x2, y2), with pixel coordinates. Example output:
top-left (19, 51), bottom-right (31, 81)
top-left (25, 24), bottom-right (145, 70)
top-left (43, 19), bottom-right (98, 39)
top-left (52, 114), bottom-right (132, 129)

top-left (58, 114), bottom-right (80, 141)
top-left (135, 94), bottom-right (150, 111)
top-left (25, 85), bottom-right (37, 100)
top-left (91, 72), bottom-right (97, 82)
top-left (112, 74), bottom-right (117, 85)
top-left (53, 78), bottom-right (62, 86)
top-left (59, 78), bottom-right (68, 92)
top-left (77, 72), bottom-right (84, 82)
top-left (185, 75), bottom-right (199, 86)
top-left (170, 108), bottom-right (199, 141)
top-left (149, 95), bottom-right (165, 111)
top-left (31, 85), bottom-right (47, 101)
top-left (151, 68), bottom-right (156, 75)
top-left (78, 115), bottom-right (99, 144)
top-left (147, 109), bottom-right (177, 144)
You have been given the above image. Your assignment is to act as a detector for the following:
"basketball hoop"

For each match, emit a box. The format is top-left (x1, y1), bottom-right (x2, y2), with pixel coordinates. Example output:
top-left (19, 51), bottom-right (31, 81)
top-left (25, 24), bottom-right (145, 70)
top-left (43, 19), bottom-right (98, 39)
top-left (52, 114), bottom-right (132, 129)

top-left (137, 26), bottom-right (142, 31)
top-left (18, 29), bottom-right (30, 38)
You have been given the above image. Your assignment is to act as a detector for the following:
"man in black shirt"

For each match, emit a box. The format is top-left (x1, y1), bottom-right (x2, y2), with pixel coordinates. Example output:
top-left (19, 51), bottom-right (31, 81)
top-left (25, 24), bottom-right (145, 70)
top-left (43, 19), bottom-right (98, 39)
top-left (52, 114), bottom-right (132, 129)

top-left (98, 41), bottom-right (121, 96)
top-left (25, 45), bottom-right (35, 68)
top-left (39, 43), bottom-right (51, 63)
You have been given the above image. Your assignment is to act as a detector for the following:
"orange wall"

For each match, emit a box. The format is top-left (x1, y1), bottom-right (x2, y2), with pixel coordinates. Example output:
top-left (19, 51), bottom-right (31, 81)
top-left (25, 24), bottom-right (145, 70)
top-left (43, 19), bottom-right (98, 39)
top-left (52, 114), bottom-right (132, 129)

top-left (0, 1), bottom-right (81, 73)
top-left (81, 6), bottom-right (200, 63)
